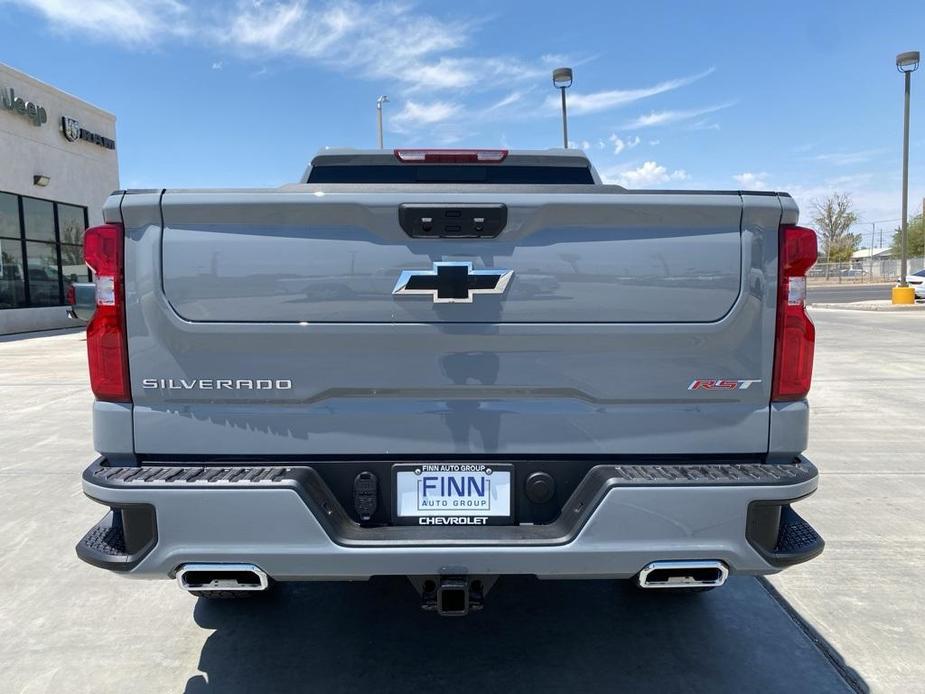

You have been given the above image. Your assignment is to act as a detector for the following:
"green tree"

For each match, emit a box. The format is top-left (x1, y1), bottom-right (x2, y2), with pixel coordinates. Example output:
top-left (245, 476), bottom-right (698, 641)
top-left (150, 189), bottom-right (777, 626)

top-left (889, 214), bottom-right (925, 259)
top-left (811, 194), bottom-right (861, 271)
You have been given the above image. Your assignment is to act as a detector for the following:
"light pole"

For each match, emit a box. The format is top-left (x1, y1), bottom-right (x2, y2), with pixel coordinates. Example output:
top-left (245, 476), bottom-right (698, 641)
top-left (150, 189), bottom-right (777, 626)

top-left (376, 95), bottom-right (389, 149)
top-left (896, 51), bottom-right (919, 298)
top-left (552, 67), bottom-right (573, 148)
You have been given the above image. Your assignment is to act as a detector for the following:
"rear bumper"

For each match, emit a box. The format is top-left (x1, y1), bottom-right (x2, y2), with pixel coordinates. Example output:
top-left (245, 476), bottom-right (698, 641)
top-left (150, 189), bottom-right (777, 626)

top-left (77, 458), bottom-right (823, 580)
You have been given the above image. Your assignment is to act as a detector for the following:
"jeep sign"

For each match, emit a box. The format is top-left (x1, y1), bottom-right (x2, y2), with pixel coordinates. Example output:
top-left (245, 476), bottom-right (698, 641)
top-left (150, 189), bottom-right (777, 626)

top-left (0, 86), bottom-right (47, 126)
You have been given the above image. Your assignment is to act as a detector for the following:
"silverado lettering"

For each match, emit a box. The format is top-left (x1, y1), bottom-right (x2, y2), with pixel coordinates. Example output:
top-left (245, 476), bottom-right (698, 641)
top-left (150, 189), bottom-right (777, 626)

top-left (140, 378), bottom-right (292, 390)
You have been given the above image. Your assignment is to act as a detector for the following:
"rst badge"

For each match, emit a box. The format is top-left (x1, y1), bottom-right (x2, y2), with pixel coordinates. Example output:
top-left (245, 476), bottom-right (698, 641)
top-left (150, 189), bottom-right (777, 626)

top-left (689, 379), bottom-right (762, 391)
top-left (392, 262), bottom-right (512, 304)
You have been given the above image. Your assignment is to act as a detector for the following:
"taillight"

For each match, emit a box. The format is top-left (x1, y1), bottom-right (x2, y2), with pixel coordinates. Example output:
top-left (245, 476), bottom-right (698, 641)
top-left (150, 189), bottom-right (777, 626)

top-left (772, 225), bottom-right (817, 401)
top-left (393, 149), bottom-right (508, 163)
top-left (84, 223), bottom-right (130, 402)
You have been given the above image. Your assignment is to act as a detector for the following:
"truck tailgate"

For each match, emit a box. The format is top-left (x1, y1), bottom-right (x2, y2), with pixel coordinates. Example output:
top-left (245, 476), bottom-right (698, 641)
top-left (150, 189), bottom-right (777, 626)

top-left (160, 192), bottom-right (741, 324)
top-left (122, 187), bottom-right (783, 457)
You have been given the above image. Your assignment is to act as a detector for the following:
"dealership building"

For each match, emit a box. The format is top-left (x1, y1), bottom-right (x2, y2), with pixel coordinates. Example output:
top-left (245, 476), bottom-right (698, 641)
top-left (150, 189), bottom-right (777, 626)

top-left (1, 62), bottom-right (118, 334)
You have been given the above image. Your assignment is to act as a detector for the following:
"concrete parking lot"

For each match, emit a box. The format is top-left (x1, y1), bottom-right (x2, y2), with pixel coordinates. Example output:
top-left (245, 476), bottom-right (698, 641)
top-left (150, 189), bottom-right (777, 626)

top-left (1, 309), bottom-right (923, 693)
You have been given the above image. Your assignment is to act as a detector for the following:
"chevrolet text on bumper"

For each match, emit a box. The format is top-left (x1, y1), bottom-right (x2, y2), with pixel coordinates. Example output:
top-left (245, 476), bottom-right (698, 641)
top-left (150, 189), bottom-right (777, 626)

top-left (76, 148), bottom-right (824, 615)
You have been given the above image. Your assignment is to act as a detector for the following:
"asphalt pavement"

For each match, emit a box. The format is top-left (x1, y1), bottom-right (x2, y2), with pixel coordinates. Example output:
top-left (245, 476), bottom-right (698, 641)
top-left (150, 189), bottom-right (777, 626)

top-left (2, 312), bottom-right (925, 692)
top-left (808, 283), bottom-right (894, 304)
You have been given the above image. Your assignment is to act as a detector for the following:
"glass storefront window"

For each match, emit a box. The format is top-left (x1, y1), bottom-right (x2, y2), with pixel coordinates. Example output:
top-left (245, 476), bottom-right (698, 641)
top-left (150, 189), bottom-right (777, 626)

top-left (0, 193), bottom-right (19, 238)
top-left (60, 244), bottom-right (88, 284)
top-left (25, 241), bottom-right (63, 306)
top-left (22, 198), bottom-right (56, 242)
top-left (57, 204), bottom-right (86, 246)
top-left (0, 237), bottom-right (27, 309)
top-left (0, 192), bottom-right (88, 309)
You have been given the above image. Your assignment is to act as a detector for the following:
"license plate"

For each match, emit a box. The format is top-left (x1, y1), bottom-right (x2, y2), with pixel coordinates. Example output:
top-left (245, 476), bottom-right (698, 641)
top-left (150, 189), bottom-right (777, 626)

top-left (392, 463), bottom-right (513, 526)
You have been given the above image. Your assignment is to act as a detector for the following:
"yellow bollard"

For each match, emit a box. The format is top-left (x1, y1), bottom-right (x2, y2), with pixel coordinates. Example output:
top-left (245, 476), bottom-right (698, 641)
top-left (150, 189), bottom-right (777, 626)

top-left (892, 286), bottom-right (916, 304)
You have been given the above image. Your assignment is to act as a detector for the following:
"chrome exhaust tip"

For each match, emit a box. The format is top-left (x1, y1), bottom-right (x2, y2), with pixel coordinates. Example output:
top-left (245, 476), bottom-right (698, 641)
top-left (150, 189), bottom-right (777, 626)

top-left (176, 563), bottom-right (269, 592)
top-left (637, 560), bottom-right (729, 589)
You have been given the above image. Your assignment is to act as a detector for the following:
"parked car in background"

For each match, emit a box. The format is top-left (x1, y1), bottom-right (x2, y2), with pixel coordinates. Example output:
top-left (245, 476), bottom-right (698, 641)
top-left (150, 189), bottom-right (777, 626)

top-left (900, 269), bottom-right (925, 299)
top-left (66, 282), bottom-right (95, 322)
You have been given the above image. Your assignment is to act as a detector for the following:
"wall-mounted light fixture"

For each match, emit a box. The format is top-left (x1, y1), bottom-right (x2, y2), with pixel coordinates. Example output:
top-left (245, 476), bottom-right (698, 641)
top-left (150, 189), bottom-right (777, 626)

top-left (33, 174), bottom-right (50, 186)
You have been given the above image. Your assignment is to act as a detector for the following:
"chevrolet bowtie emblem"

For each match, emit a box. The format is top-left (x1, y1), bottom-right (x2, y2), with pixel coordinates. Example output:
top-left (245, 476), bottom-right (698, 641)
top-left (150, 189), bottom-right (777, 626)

top-left (392, 262), bottom-right (513, 304)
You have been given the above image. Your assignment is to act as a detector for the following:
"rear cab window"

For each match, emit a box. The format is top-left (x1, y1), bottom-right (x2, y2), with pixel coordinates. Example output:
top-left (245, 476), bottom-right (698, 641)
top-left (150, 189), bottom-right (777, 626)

top-left (305, 150), bottom-right (598, 185)
top-left (307, 164), bottom-right (595, 185)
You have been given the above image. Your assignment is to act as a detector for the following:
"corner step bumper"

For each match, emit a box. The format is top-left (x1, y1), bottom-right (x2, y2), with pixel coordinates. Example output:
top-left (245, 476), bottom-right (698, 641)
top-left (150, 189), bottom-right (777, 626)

top-left (78, 458), bottom-right (823, 579)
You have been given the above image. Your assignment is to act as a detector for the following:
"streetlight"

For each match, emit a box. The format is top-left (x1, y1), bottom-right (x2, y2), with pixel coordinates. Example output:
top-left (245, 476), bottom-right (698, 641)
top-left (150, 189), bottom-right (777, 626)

top-left (376, 95), bottom-right (390, 149)
top-left (552, 67), bottom-right (573, 148)
top-left (894, 51), bottom-right (919, 302)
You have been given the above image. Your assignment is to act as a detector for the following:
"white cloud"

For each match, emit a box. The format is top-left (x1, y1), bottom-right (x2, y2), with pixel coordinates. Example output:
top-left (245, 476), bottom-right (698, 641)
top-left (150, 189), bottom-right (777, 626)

top-left (649, 139), bottom-right (660, 146)
top-left (3, 0), bottom-right (189, 44)
top-left (216, 3), bottom-right (560, 93)
top-left (609, 133), bottom-right (640, 155)
top-left (688, 119), bottom-right (721, 131)
top-left (545, 68), bottom-right (714, 116)
top-left (622, 103), bottom-right (734, 129)
top-left (733, 172), bottom-right (769, 189)
top-left (486, 91), bottom-right (527, 112)
top-left (5, 0), bottom-right (551, 93)
top-left (391, 100), bottom-right (462, 130)
top-left (601, 161), bottom-right (689, 187)
top-left (541, 53), bottom-right (569, 65)
top-left (219, 1), bottom-right (471, 90)
top-left (399, 59), bottom-right (480, 91)
top-left (808, 148), bottom-right (887, 166)
top-left (211, 61), bottom-right (223, 70)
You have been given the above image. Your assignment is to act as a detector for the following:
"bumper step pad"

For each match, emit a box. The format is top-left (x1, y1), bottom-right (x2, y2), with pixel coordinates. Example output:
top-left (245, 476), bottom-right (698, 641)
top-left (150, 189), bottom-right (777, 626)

top-left (746, 501), bottom-right (824, 567)
top-left (86, 459), bottom-right (816, 489)
top-left (90, 464), bottom-right (295, 485)
top-left (773, 506), bottom-right (824, 560)
top-left (81, 515), bottom-right (128, 557)
top-left (76, 506), bottom-right (158, 572)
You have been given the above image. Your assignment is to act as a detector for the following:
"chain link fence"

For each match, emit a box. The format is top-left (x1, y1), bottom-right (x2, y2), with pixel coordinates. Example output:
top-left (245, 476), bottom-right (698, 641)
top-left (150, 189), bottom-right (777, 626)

top-left (808, 257), bottom-right (925, 283)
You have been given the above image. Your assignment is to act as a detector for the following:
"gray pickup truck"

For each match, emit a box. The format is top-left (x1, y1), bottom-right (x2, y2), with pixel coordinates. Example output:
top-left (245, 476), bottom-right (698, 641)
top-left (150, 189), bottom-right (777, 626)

top-left (76, 148), bottom-right (823, 615)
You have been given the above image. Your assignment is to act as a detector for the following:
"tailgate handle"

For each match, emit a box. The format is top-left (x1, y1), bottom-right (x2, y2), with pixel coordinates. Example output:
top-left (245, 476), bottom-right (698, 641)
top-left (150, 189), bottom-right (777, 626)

top-left (399, 204), bottom-right (507, 239)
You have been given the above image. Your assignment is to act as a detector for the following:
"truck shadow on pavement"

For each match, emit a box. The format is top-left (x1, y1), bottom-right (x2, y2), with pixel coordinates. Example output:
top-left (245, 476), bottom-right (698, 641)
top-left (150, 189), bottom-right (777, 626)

top-left (185, 575), bottom-right (865, 694)
top-left (0, 327), bottom-right (84, 343)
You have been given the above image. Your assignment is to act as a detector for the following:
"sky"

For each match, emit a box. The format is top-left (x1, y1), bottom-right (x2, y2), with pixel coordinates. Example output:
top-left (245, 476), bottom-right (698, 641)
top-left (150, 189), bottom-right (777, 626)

top-left (1, 0), bottom-right (923, 246)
